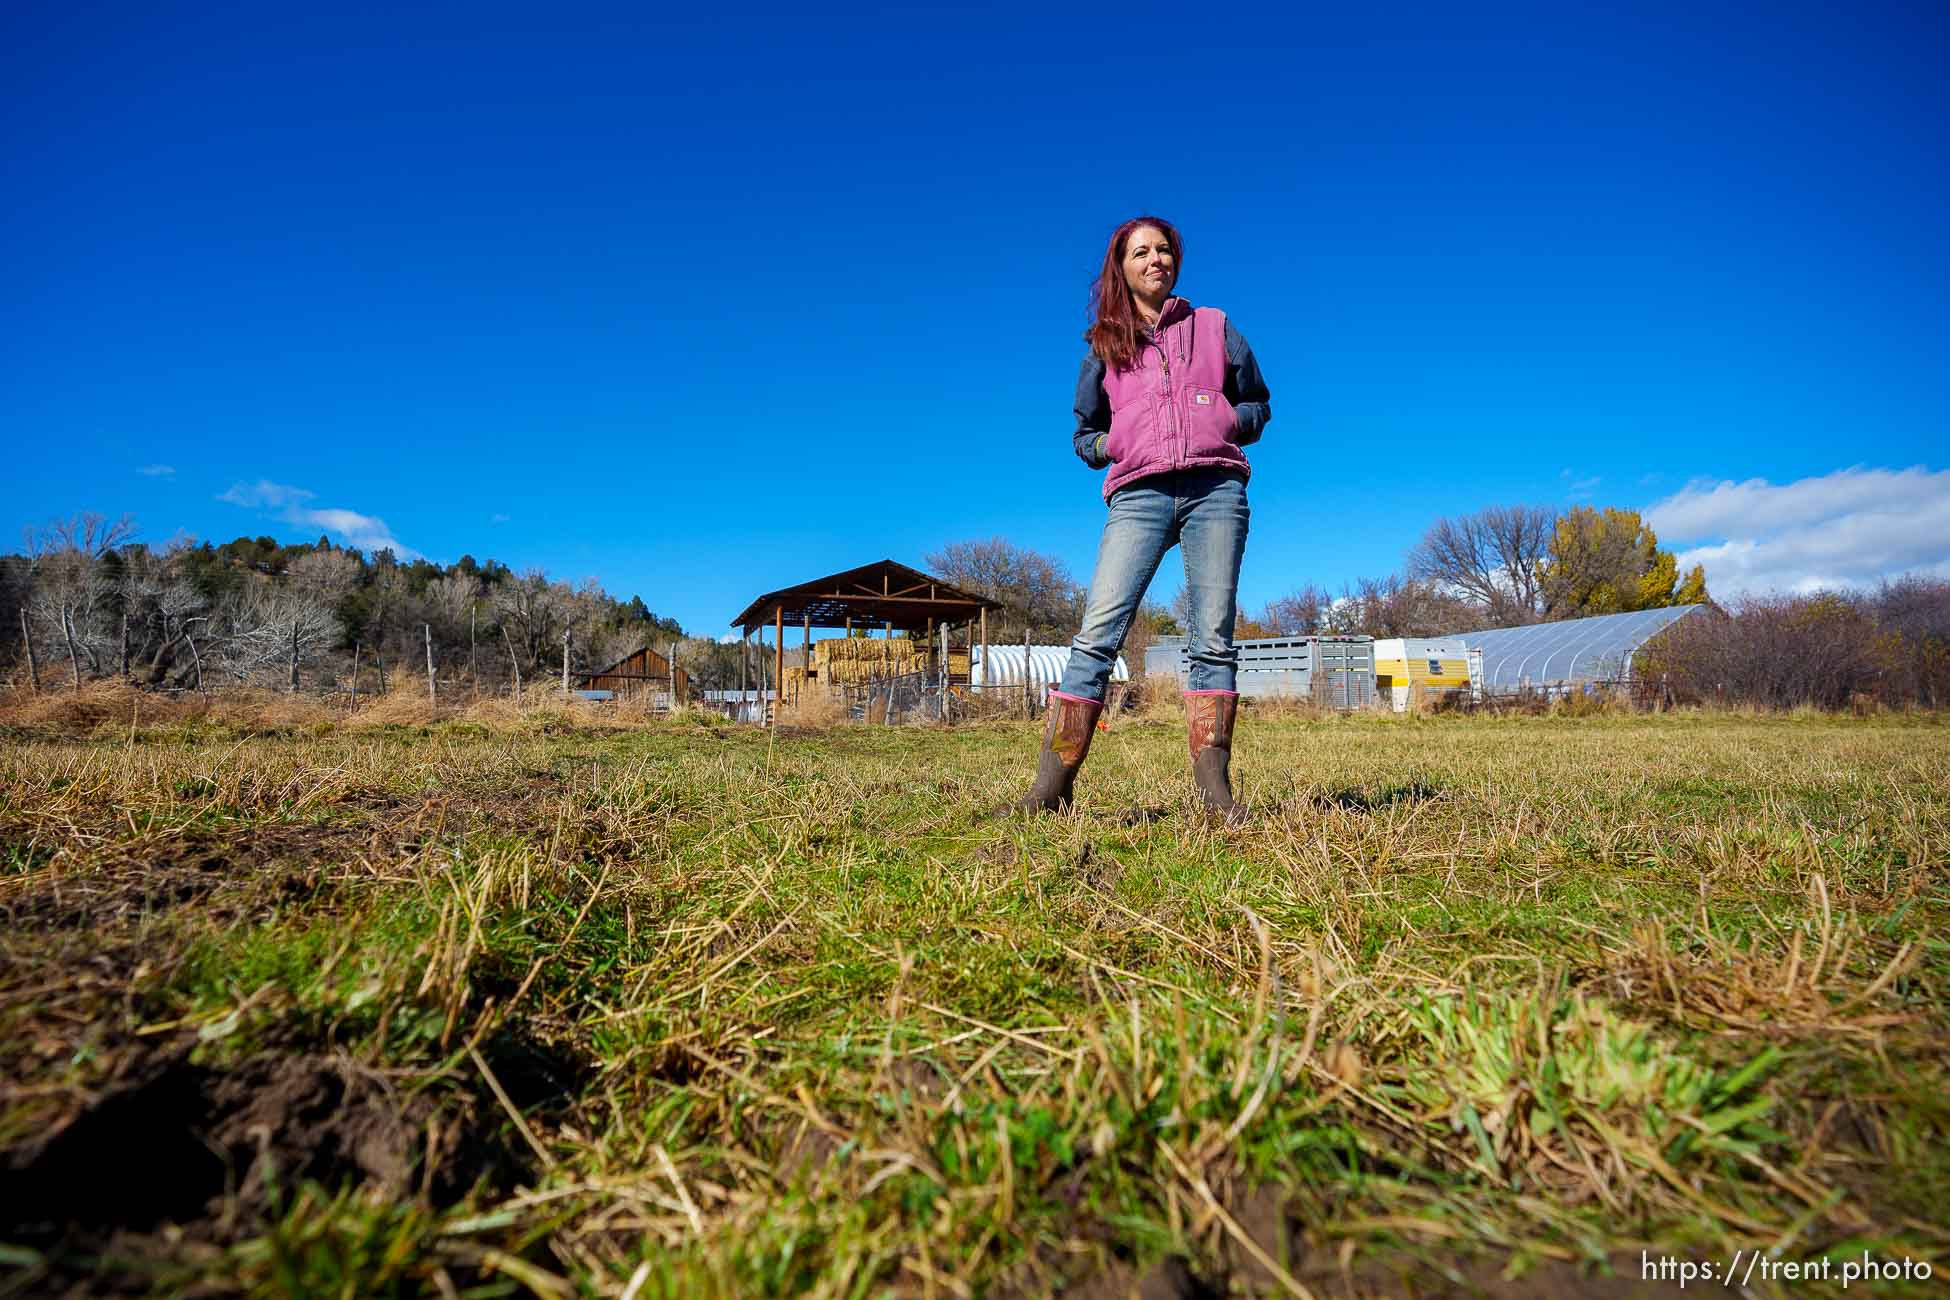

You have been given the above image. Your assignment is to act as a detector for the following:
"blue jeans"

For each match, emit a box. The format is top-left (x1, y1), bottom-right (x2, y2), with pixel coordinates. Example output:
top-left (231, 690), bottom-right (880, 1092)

top-left (1057, 468), bottom-right (1249, 702)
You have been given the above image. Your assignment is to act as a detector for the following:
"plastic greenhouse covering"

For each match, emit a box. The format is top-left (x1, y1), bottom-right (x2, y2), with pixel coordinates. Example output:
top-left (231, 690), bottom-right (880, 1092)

top-left (1455, 605), bottom-right (1703, 691)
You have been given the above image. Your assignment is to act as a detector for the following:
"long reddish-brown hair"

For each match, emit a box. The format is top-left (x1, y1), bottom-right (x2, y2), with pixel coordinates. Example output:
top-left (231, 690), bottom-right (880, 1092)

top-left (1085, 216), bottom-right (1183, 370)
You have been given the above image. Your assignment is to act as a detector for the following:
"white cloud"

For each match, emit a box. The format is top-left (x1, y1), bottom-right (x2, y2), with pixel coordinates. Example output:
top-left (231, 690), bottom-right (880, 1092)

top-left (218, 479), bottom-right (315, 509)
top-left (289, 506), bottom-right (416, 557)
top-left (1644, 465), bottom-right (1950, 596)
top-left (218, 479), bottom-right (418, 558)
top-left (136, 464), bottom-right (175, 478)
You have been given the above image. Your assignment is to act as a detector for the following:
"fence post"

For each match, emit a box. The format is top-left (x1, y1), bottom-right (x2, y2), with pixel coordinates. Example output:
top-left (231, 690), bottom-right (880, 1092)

top-left (1024, 627), bottom-right (1033, 719)
top-left (500, 623), bottom-right (522, 703)
top-left (425, 623), bottom-right (436, 705)
top-left (18, 608), bottom-right (39, 692)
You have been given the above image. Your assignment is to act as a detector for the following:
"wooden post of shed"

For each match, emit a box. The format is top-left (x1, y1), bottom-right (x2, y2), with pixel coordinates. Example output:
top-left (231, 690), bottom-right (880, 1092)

top-left (738, 628), bottom-right (748, 719)
top-left (979, 607), bottom-right (988, 694)
top-left (773, 605), bottom-right (784, 724)
top-left (802, 613), bottom-right (811, 701)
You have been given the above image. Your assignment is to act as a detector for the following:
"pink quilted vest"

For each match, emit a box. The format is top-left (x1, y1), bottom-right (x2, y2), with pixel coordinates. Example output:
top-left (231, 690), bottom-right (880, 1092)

top-left (1100, 299), bottom-right (1250, 499)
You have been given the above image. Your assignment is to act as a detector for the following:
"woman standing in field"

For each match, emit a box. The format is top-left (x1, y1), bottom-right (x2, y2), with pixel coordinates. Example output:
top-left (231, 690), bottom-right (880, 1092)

top-left (1018, 217), bottom-right (1271, 816)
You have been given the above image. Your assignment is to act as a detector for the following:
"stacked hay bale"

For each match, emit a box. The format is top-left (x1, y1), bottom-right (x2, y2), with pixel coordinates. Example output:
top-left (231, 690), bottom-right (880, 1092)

top-left (777, 638), bottom-right (977, 697)
top-left (816, 635), bottom-right (928, 685)
top-left (815, 635), bottom-right (943, 686)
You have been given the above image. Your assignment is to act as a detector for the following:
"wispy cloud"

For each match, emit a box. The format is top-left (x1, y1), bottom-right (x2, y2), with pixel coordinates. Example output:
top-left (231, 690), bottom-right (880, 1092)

top-left (490, 513), bottom-right (511, 524)
top-left (1560, 468), bottom-right (1602, 499)
top-left (136, 464), bottom-right (176, 478)
top-left (219, 479), bottom-right (315, 509)
top-left (218, 479), bottom-right (418, 558)
top-left (1645, 465), bottom-right (1950, 596)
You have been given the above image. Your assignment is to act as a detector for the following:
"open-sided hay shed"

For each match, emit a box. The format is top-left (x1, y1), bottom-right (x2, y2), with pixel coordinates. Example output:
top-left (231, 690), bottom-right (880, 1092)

top-left (729, 559), bottom-right (1002, 723)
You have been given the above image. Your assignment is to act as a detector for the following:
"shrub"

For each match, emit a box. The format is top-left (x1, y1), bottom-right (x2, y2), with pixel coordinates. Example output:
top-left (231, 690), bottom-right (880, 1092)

top-left (1639, 592), bottom-right (1905, 710)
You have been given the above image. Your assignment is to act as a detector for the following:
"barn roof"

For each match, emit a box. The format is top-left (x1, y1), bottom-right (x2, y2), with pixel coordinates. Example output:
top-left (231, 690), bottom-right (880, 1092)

top-left (584, 642), bottom-right (674, 680)
top-left (729, 559), bottom-right (1001, 633)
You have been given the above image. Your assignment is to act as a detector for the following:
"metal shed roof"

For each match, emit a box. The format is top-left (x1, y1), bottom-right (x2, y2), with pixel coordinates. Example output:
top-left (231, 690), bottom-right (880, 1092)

top-left (728, 559), bottom-right (1002, 633)
top-left (1452, 605), bottom-right (1704, 690)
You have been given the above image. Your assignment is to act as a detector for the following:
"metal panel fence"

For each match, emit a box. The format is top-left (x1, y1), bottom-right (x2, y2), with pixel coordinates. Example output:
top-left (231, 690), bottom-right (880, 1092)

top-left (1144, 635), bottom-right (1376, 709)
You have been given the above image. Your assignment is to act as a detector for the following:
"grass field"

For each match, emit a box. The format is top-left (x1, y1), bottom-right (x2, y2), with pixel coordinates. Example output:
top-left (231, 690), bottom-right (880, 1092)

top-left (2, 705), bottom-right (1946, 1297)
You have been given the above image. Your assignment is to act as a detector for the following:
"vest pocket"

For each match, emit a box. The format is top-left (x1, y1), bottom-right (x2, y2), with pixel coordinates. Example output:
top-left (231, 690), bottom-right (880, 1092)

top-left (1184, 386), bottom-right (1237, 451)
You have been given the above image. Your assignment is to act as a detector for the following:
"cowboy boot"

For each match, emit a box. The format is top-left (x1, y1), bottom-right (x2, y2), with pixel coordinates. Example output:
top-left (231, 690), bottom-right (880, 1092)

top-left (1185, 690), bottom-right (1240, 815)
top-left (1017, 691), bottom-right (1102, 812)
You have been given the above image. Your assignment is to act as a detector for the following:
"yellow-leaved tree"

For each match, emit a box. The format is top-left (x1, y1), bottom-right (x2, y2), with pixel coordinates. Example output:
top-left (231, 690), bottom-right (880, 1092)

top-left (1539, 507), bottom-right (1708, 618)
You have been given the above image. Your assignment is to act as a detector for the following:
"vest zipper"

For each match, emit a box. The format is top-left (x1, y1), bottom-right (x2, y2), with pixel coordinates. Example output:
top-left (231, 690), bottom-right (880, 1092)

top-left (1157, 330), bottom-right (1181, 468)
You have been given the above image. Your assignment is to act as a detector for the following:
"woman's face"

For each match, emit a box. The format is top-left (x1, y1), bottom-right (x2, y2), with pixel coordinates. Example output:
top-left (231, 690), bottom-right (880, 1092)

top-left (1121, 226), bottom-right (1176, 302)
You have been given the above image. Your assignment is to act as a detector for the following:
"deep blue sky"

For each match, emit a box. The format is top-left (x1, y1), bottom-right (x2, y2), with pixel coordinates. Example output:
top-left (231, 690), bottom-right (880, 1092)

top-left (6, 1), bottom-right (1946, 628)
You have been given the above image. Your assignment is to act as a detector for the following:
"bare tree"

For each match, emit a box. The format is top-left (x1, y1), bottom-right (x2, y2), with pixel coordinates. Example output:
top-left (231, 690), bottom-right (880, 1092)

top-left (23, 515), bottom-right (133, 690)
top-left (143, 580), bottom-right (209, 686)
top-left (218, 584), bottom-right (342, 690)
top-left (287, 548), bottom-right (363, 599)
top-left (1332, 574), bottom-right (1478, 637)
top-left (427, 572), bottom-right (482, 642)
top-left (926, 538), bottom-right (1082, 641)
top-left (1407, 505), bottom-right (1555, 625)
top-left (493, 571), bottom-right (583, 675)
top-left (25, 513), bottom-right (139, 562)
top-left (1261, 585), bottom-right (1334, 636)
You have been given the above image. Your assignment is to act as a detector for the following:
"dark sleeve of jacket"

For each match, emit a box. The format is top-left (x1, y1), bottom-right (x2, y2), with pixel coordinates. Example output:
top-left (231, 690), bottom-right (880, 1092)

top-left (1223, 318), bottom-right (1271, 447)
top-left (1073, 354), bottom-right (1112, 469)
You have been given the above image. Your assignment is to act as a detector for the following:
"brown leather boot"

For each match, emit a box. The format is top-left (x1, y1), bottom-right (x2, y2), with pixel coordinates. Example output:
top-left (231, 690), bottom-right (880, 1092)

top-left (1017, 691), bottom-right (1102, 812)
top-left (1185, 691), bottom-right (1240, 815)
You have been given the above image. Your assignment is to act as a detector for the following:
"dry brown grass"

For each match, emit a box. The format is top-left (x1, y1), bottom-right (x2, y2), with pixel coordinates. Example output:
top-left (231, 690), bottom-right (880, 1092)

top-left (0, 680), bottom-right (339, 732)
top-left (343, 683), bottom-right (450, 728)
top-left (775, 689), bottom-right (850, 729)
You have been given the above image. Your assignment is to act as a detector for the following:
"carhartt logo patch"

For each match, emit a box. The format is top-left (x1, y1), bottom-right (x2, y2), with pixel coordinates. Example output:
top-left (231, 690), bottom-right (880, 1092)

top-left (1194, 392), bottom-right (1212, 405)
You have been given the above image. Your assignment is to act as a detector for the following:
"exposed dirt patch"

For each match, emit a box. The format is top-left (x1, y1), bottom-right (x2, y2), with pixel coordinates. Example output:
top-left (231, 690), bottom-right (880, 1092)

top-left (1030, 1187), bottom-right (1672, 1299)
top-left (3, 1049), bottom-right (523, 1240)
top-left (1313, 781), bottom-right (1444, 814)
top-left (1, 823), bottom-right (382, 933)
top-left (1, 1043), bottom-right (537, 1300)
top-left (977, 840), bottom-right (1025, 866)
top-left (1063, 1256), bottom-right (1218, 1299)
top-left (1313, 1249), bottom-right (1673, 1298)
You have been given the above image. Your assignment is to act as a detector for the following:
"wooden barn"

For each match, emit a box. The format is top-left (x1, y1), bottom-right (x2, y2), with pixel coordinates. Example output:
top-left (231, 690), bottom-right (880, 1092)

top-left (578, 644), bottom-right (690, 709)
